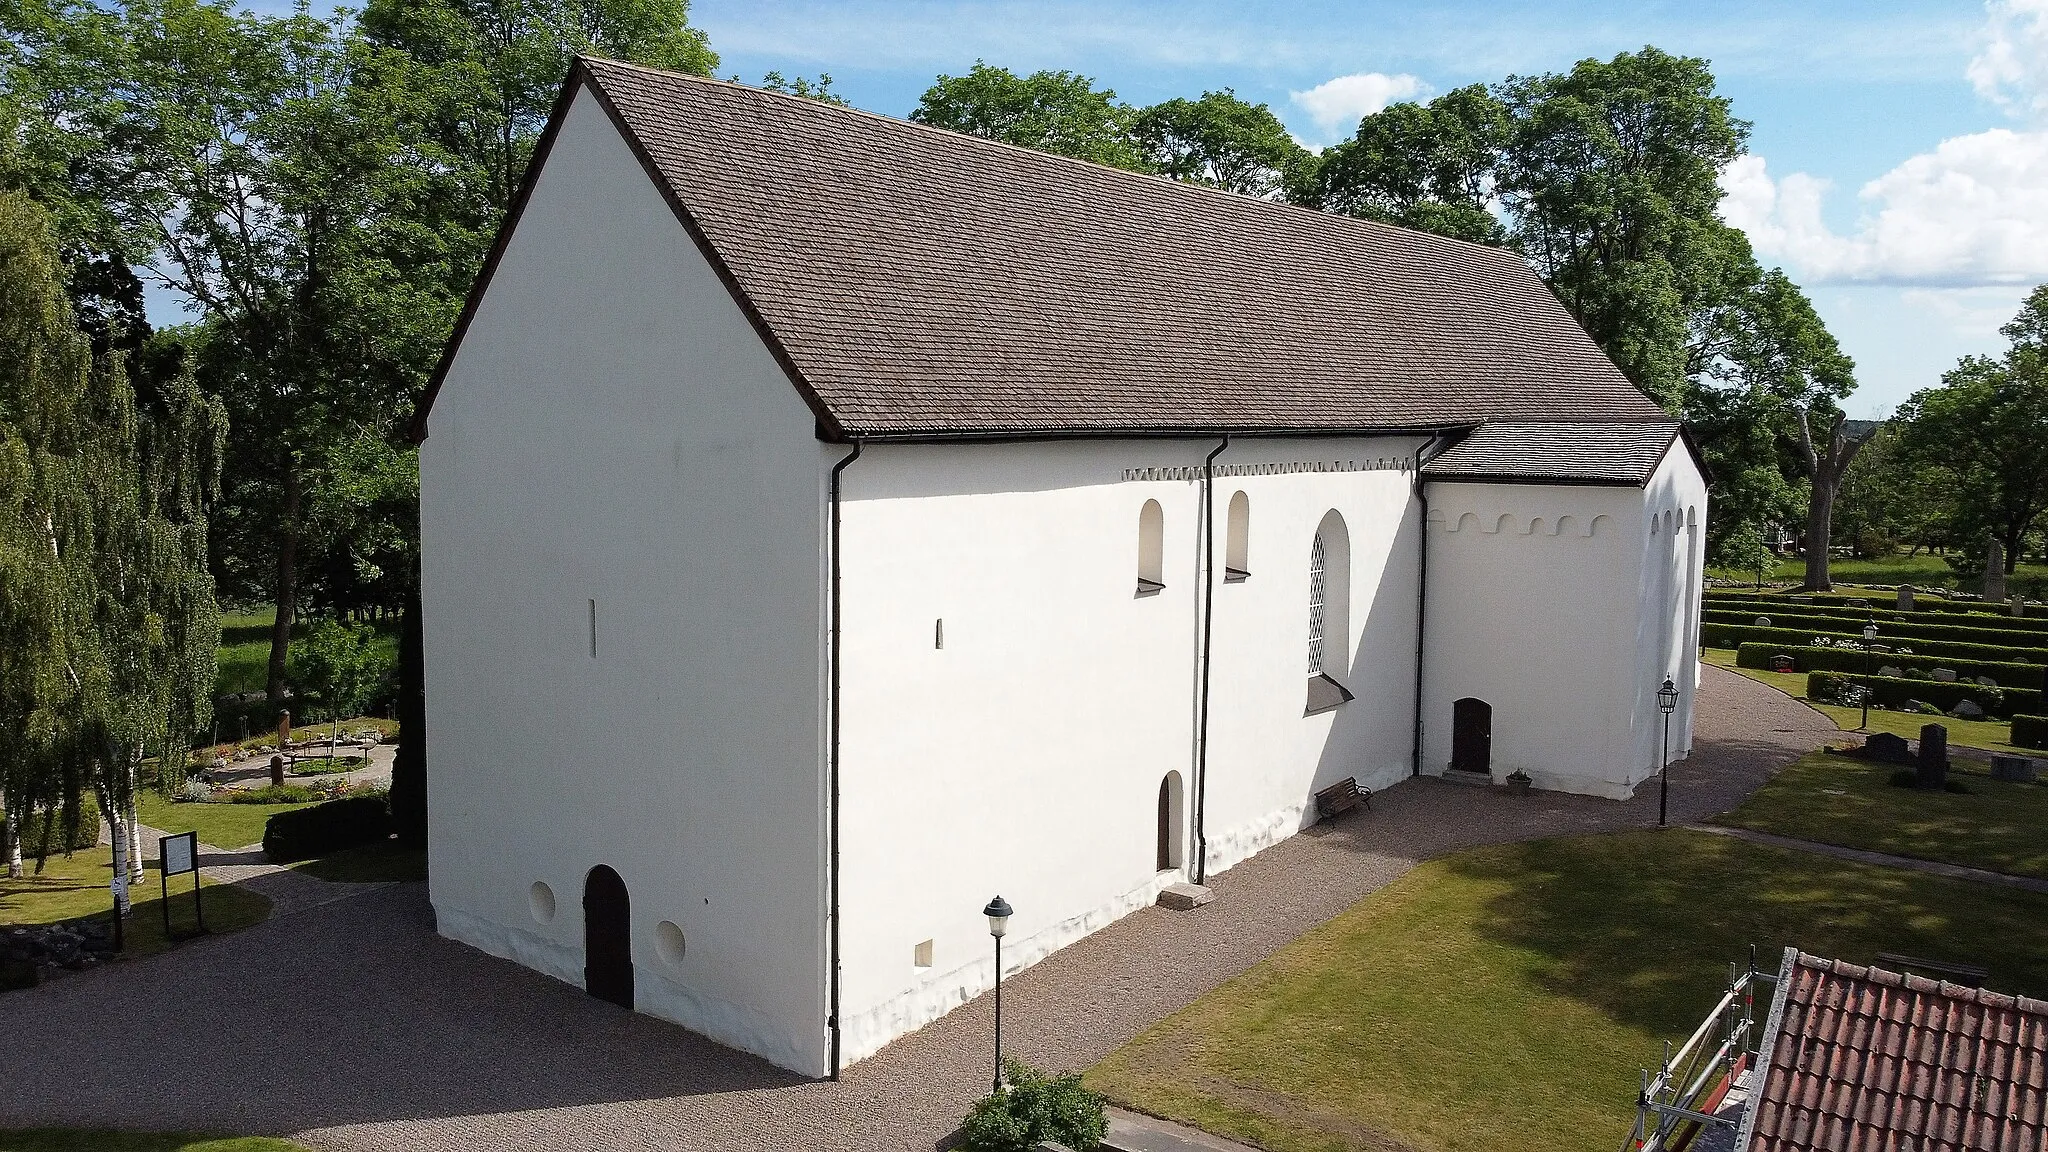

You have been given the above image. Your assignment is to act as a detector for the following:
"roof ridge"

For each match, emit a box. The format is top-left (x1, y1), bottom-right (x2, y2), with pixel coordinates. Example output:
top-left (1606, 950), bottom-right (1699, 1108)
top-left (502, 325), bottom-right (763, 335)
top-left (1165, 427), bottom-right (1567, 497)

top-left (575, 54), bottom-right (1526, 266)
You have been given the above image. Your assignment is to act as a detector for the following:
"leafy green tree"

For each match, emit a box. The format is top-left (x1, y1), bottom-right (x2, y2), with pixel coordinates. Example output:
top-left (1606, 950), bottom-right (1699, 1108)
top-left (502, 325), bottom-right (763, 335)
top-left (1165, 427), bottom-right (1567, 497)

top-left (1132, 89), bottom-right (1307, 199)
top-left (912, 62), bottom-right (1144, 171)
top-left (0, 189), bottom-right (223, 882)
top-left (755, 69), bottom-right (846, 105)
top-left (1835, 424), bottom-right (1956, 559)
top-left (1895, 298), bottom-right (2048, 579)
top-left (1302, 84), bottom-right (1508, 243)
top-left (289, 618), bottom-right (389, 752)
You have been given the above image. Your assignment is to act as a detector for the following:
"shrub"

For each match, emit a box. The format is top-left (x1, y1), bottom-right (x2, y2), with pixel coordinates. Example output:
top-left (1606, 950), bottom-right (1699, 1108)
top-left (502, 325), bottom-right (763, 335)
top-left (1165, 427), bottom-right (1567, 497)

top-left (1806, 671), bottom-right (2039, 718)
top-left (0, 793), bottom-right (102, 856)
top-left (1734, 643), bottom-right (2046, 690)
top-left (1702, 622), bottom-right (2048, 668)
top-left (2014, 715), bottom-right (2048, 750)
top-left (262, 795), bottom-right (392, 863)
top-left (958, 1059), bottom-right (1108, 1152)
top-left (1702, 606), bottom-right (2048, 648)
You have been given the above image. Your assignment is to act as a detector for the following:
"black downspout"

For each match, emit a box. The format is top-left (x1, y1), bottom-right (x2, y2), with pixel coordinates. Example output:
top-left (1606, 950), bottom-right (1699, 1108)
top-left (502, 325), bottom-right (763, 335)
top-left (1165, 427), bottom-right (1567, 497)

top-left (827, 440), bottom-right (861, 1078)
top-left (1411, 434), bottom-right (1447, 777)
top-left (1193, 434), bottom-right (1229, 885)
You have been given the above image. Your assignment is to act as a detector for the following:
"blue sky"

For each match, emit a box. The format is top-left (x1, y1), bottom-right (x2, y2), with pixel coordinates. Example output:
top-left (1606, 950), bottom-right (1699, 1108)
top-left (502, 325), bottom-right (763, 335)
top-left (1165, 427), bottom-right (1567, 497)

top-left (203, 0), bottom-right (2048, 417)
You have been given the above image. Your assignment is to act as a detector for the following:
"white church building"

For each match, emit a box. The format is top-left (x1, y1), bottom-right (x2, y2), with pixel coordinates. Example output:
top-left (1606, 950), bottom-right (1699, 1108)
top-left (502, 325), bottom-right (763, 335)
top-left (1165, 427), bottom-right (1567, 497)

top-left (412, 58), bottom-right (1708, 1079)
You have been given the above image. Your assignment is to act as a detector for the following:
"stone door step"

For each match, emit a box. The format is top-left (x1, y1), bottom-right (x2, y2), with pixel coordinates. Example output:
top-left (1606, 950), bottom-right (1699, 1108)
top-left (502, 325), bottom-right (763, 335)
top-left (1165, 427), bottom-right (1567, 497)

top-left (1440, 768), bottom-right (1494, 787)
top-left (1155, 883), bottom-right (1213, 911)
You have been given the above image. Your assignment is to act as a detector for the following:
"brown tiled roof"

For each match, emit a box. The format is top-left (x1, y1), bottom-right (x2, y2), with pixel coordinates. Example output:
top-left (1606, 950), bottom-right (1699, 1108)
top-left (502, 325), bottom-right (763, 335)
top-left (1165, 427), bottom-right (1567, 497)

top-left (415, 58), bottom-right (1672, 441)
top-left (1742, 950), bottom-right (2048, 1152)
top-left (1420, 421), bottom-right (1683, 486)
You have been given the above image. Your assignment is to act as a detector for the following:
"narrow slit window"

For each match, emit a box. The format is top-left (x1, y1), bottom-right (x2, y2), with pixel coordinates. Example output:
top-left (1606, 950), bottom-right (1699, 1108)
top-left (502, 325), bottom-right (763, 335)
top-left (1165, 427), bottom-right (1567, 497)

top-left (1224, 491), bottom-right (1250, 582)
top-left (1136, 499), bottom-right (1165, 596)
top-left (589, 599), bottom-right (597, 658)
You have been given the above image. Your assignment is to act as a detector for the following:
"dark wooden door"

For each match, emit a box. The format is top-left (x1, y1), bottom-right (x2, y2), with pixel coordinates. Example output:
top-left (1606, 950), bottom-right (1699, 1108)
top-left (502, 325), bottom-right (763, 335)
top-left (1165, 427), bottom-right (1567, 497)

top-left (1451, 698), bottom-right (1492, 774)
top-left (584, 865), bottom-right (633, 1009)
top-left (1157, 777), bottom-right (1172, 871)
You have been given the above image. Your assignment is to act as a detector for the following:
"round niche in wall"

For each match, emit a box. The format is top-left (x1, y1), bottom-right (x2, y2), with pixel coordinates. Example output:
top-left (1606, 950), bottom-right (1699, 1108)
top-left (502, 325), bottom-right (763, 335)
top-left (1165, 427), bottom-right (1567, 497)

top-left (655, 920), bottom-right (687, 966)
top-left (529, 881), bottom-right (556, 924)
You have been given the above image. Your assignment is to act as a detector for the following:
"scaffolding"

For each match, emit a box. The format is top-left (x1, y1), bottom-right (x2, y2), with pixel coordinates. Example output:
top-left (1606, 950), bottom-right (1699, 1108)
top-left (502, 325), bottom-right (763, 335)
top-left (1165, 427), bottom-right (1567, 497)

top-left (1622, 952), bottom-right (1777, 1152)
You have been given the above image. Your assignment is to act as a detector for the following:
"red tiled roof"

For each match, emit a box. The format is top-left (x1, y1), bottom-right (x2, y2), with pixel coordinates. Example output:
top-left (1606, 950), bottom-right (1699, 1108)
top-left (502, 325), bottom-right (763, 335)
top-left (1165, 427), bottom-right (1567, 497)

top-left (412, 58), bottom-right (1671, 442)
top-left (1744, 951), bottom-right (2048, 1152)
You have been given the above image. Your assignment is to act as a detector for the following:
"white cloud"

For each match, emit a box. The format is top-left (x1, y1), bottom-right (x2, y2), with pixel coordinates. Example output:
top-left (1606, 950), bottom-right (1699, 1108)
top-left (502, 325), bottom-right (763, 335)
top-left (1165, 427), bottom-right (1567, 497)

top-left (1288, 72), bottom-right (1428, 141)
top-left (1722, 130), bottom-right (2048, 287)
top-left (1969, 0), bottom-right (2048, 120)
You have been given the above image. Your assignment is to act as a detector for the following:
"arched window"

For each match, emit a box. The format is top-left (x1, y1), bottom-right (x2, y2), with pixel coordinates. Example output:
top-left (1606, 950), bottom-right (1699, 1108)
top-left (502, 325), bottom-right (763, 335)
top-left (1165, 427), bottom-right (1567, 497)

top-left (1306, 511), bottom-right (1354, 714)
top-left (1224, 492), bottom-right (1250, 582)
top-left (1137, 500), bottom-right (1165, 596)
top-left (1156, 771), bottom-right (1185, 871)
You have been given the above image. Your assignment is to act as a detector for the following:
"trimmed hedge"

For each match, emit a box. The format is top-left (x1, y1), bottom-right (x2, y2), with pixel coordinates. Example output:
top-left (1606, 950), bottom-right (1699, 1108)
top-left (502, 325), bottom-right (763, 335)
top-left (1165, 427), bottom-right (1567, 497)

top-left (1705, 590), bottom-right (2048, 625)
top-left (1701, 622), bottom-right (2048, 668)
top-left (262, 795), bottom-right (391, 863)
top-left (2014, 715), bottom-right (2048, 750)
top-left (1735, 642), bottom-right (2047, 690)
top-left (1702, 608), bottom-right (2048, 651)
top-left (0, 794), bottom-right (102, 855)
top-left (1806, 671), bottom-right (2040, 718)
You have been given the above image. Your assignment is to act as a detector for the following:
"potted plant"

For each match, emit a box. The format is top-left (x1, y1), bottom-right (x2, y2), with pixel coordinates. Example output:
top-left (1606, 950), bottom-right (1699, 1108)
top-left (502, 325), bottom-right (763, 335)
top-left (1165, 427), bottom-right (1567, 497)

top-left (1504, 769), bottom-right (1533, 796)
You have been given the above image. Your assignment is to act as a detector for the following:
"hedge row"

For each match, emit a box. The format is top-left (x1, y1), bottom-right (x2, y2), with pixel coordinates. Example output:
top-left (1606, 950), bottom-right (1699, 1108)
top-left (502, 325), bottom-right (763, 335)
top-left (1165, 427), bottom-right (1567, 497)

top-left (1735, 642), bottom-right (2047, 690)
top-left (0, 794), bottom-right (102, 855)
top-left (1806, 671), bottom-right (2040, 718)
top-left (1700, 622), bottom-right (2048, 667)
top-left (1705, 590), bottom-right (2048, 624)
top-left (1702, 608), bottom-right (2048, 650)
top-left (2015, 715), bottom-right (2048, 750)
top-left (262, 795), bottom-right (390, 863)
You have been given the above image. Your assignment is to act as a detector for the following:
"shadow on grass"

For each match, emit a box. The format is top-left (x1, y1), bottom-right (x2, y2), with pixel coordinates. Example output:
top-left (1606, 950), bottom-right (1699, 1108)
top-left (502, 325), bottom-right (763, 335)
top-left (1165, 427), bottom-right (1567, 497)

top-left (1443, 829), bottom-right (2048, 1038)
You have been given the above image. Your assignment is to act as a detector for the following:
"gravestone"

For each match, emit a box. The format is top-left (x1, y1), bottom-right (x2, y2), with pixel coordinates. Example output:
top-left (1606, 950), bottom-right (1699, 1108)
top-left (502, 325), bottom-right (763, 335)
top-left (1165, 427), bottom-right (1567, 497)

top-left (1931, 668), bottom-right (1958, 683)
top-left (2012, 595), bottom-right (2026, 618)
top-left (269, 754), bottom-right (286, 788)
top-left (1879, 665), bottom-right (1905, 678)
top-left (1991, 755), bottom-right (2038, 783)
top-left (1904, 699), bottom-right (1939, 714)
top-left (1870, 644), bottom-right (1891, 653)
top-left (1917, 724), bottom-right (1949, 790)
top-left (1771, 654), bottom-right (1795, 672)
top-left (1985, 540), bottom-right (2007, 602)
top-left (1950, 699), bottom-right (1985, 720)
top-left (1754, 616), bottom-right (1772, 627)
top-left (1847, 597), bottom-right (1870, 608)
top-left (1864, 731), bottom-right (1913, 764)
top-left (1976, 675), bottom-right (2000, 688)
top-left (1897, 585), bottom-right (1916, 612)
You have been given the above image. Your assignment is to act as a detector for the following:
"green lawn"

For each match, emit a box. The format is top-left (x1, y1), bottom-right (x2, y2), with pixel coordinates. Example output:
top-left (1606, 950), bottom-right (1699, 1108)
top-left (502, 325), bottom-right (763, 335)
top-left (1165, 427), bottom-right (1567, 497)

top-left (1705, 553), bottom-right (2048, 592)
top-left (1716, 751), bottom-right (2048, 879)
top-left (1086, 829), bottom-right (2048, 1152)
top-left (0, 847), bottom-right (270, 960)
top-left (1704, 647), bottom-right (2026, 754)
top-left (135, 792), bottom-right (310, 850)
top-left (293, 840), bottom-right (425, 883)
top-left (0, 1131), bottom-right (309, 1152)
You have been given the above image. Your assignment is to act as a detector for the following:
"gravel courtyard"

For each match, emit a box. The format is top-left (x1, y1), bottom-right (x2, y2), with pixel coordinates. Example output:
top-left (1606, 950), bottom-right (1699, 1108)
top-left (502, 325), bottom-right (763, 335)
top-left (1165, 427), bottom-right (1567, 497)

top-left (0, 664), bottom-right (1833, 1151)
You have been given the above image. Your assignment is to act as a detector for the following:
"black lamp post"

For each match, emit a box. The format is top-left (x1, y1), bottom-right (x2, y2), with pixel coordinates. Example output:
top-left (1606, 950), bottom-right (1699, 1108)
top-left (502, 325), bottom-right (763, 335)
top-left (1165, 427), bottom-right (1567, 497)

top-left (983, 894), bottom-right (1013, 1095)
top-left (1657, 677), bottom-right (1679, 827)
top-left (1860, 622), bottom-right (1878, 730)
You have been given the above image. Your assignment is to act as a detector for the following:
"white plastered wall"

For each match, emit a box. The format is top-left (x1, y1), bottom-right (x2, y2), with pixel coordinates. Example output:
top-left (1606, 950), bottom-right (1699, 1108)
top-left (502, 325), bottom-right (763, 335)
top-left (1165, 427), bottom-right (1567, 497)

top-left (833, 436), bottom-right (1423, 1066)
top-left (1419, 439), bottom-right (1707, 798)
top-left (418, 83), bottom-right (832, 1076)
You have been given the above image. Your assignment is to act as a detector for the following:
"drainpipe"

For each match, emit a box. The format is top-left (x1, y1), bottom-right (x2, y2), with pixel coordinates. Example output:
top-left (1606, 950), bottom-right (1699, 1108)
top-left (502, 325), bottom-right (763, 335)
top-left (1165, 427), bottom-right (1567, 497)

top-left (827, 439), bottom-right (861, 1078)
top-left (1192, 434), bottom-right (1229, 885)
top-left (1411, 433), bottom-right (1448, 778)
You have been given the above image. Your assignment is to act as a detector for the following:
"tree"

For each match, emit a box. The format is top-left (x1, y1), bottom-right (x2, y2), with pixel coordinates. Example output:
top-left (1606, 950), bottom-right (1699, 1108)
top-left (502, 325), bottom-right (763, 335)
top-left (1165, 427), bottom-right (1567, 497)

top-left (911, 62), bottom-right (1144, 171)
top-left (0, 189), bottom-right (223, 882)
top-left (1132, 89), bottom-right (1306, 199)
top-left (288, 618), bottom-right (388, 753)
top-left (755, 70), bottom-right (845, 106)
top-left (1303, 84), bottom-right (1508, 244)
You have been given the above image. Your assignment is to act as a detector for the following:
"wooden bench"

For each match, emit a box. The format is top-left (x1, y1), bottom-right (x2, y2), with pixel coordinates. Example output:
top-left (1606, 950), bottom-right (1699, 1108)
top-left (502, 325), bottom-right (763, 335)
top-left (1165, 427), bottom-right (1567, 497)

top-left (1314, 777), bottom-right (1370, 820)
top-left (1875, 952), bottom-right (1991, 987)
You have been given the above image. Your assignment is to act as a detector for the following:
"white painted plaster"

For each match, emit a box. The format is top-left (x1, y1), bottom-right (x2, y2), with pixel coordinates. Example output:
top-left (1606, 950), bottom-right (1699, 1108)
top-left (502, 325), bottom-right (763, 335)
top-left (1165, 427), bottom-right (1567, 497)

top-left (418, 84), bottom-right (830, 1075)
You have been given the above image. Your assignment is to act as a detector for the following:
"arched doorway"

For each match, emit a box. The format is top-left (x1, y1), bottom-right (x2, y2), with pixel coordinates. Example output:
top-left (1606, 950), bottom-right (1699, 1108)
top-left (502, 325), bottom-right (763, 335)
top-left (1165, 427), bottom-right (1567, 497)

top-left (1157, 772), bottom-right (1185, 871)
top-left (1451, 698), bottom-right (1492, 775)
top-left (584, 865), bottom-right (633, 1009)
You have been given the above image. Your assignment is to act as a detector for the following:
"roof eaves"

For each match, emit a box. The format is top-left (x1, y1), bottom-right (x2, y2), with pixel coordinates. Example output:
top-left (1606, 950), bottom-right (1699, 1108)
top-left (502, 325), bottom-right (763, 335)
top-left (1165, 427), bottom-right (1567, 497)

top-left (1732, 946), bottom-right (1801, 1152)
top-left (1420, 470), bottom-right (1648, 488)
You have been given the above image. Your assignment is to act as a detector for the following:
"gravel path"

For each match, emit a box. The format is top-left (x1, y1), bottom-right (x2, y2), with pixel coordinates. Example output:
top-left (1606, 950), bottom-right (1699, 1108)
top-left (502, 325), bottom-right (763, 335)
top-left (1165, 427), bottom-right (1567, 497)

top-left (0, 664), bottom-right (1834, 1151)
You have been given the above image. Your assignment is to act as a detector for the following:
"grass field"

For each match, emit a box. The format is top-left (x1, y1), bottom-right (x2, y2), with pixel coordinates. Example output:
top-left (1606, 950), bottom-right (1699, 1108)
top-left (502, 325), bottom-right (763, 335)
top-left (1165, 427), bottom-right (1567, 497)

top-left (1703, 647), bottom-right (2026, 754)
top-left (1716, 750), bottom-right (2048, 879)
top-left (1705, 553), bottom-right (2048, 591)
top-left (1086, 829), bottom-right (2048, 1152)
top-left (0, 846), bottom-right (270, 960)
top-left (135, 791), bottom-right (311, 850)
top-left (0, 1131), bottom-right (309, 1152)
